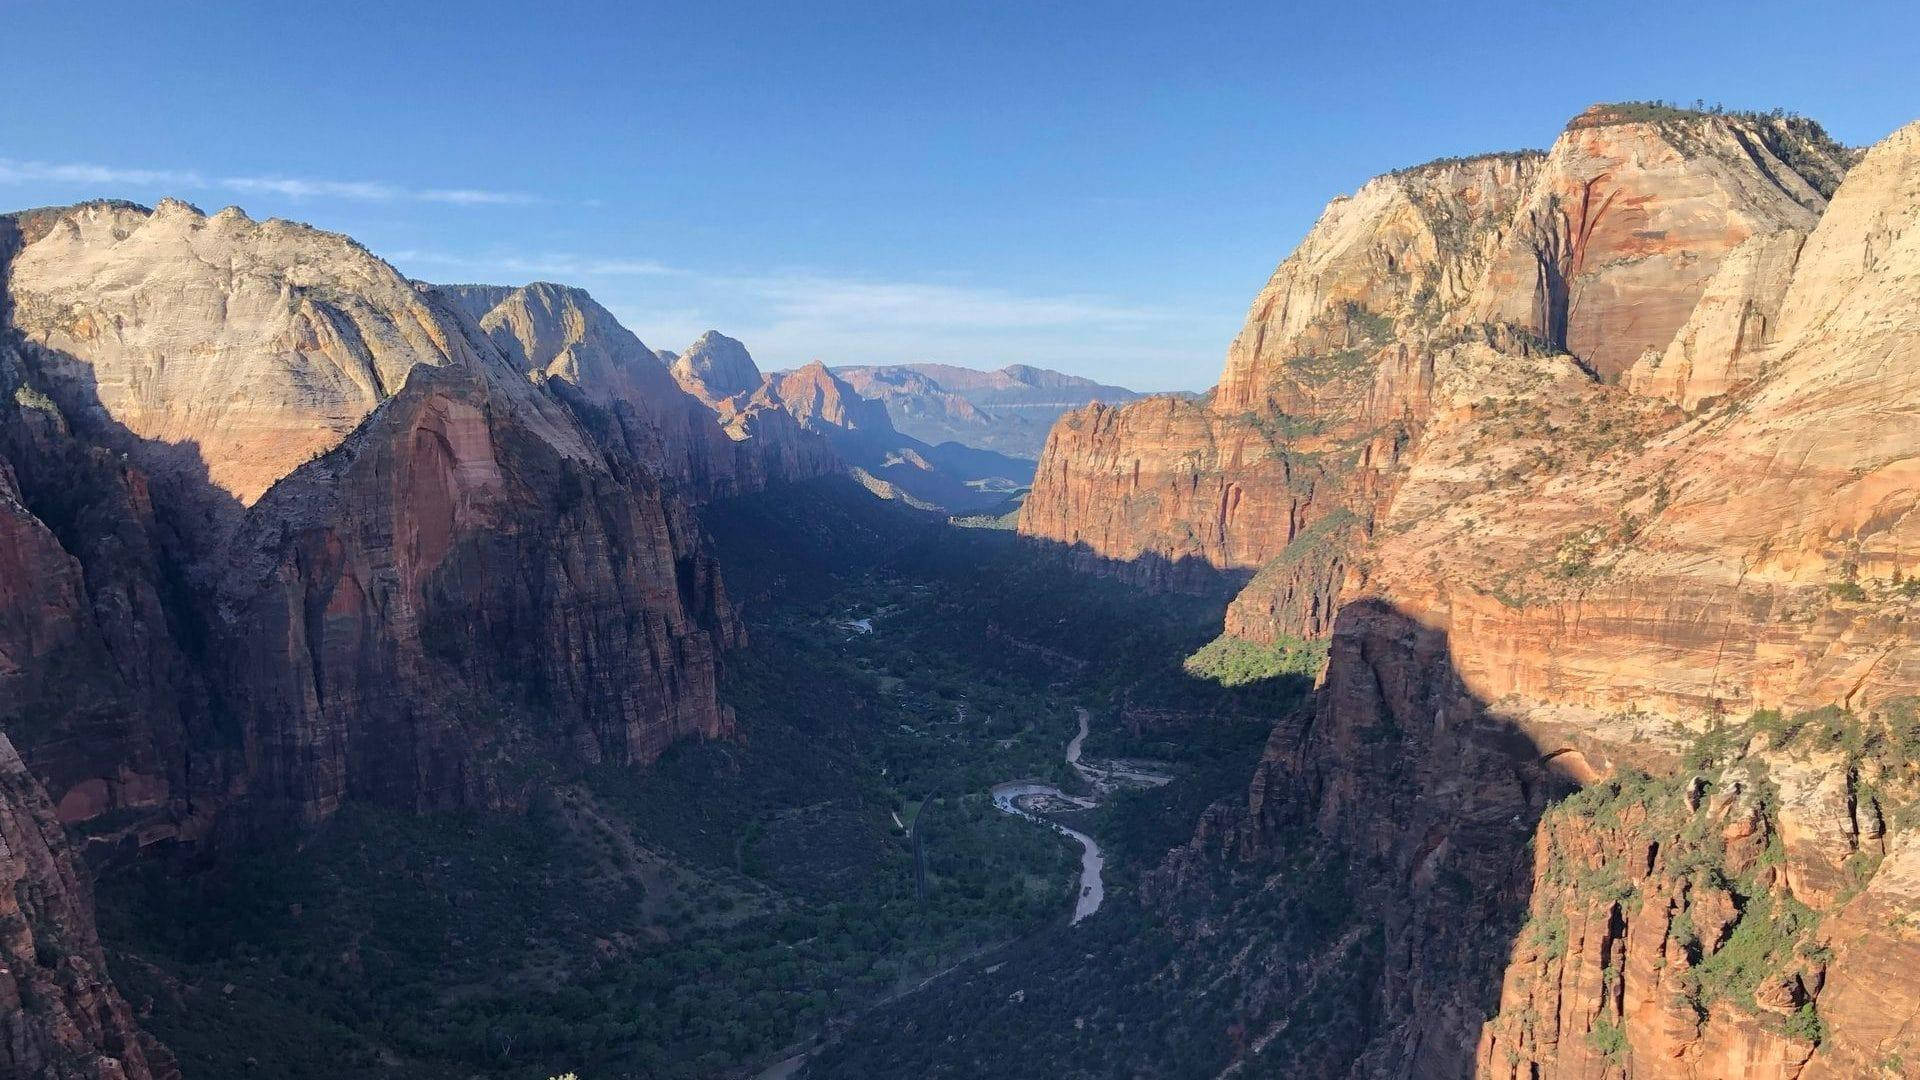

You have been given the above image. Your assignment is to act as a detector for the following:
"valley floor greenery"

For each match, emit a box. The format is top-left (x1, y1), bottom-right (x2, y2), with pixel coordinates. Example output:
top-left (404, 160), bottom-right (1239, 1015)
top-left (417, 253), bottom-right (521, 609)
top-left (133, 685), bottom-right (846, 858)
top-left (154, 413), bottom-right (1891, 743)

top-left (93, 478), bottom-right (1314, 1080)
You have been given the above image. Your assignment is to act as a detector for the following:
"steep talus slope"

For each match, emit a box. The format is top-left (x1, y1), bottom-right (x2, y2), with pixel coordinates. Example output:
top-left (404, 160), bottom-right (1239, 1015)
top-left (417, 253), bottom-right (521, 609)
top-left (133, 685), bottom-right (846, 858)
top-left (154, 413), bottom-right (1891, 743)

top-left (1132, 114), bottom-right (1920, 1079)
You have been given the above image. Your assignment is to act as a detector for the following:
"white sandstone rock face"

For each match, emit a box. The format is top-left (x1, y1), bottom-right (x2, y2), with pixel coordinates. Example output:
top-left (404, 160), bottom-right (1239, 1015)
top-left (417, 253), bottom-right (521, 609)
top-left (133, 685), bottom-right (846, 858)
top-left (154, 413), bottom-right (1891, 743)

top-left (8, 199), bottom-right (485, 504)
top-left (671, 329), bottom-right (765, 403)
top-left (1465, 110), bottom-right (1843, 381)
top-left (1212, 152), bottom-right (1543, 415)
top-left (1634, 119), bottom-right (1920, 589)
top-left (1624, 228), bottom-right (1808, 411)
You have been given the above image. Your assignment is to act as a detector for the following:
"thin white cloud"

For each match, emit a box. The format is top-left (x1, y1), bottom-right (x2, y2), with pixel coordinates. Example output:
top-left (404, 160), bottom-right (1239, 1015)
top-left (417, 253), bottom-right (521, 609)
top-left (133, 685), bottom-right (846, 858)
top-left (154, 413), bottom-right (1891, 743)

top-left (0, 158), bottom-right (537, 206)
top-left (387, 249), bottom-right (1187, 372)
top-left (386, 249), bottom-right (677, 278)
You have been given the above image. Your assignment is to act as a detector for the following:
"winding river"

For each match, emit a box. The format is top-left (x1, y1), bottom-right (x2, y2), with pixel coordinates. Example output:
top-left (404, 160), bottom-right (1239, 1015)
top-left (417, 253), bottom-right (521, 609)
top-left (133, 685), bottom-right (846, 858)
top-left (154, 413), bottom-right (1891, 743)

top-left (754, 708), bottom-right (1169, 1078)
top-left (989, 708), bottom-right (1168, 925)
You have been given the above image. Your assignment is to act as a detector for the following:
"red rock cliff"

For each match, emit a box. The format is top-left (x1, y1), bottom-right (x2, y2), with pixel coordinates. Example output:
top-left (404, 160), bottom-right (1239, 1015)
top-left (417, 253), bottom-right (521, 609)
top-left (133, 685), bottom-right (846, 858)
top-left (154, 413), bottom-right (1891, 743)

top-left (1128, 110), bottom-right (1918, 1080)
top-left (1020, 110), bottom-right (1849, 648)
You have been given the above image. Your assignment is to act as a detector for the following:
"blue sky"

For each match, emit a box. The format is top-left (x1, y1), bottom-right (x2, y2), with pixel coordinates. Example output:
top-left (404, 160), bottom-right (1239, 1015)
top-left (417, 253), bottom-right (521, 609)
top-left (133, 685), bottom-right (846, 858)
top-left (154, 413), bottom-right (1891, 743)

top-left (2, 1), bottom-right (1915, 391)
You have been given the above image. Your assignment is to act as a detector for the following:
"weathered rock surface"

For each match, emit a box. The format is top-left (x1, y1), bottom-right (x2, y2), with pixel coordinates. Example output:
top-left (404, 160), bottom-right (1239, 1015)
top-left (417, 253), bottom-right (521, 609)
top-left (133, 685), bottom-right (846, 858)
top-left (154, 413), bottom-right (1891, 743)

top-left (1, 733), bottom-right (175, 1079)
top-left (775, 361), bottom-right (895, 434)
top-left (662, 330), bottom-right (842, 485)
top-left (0, 201), bottom-right (764, 1062)
top-left (1022, 109), bottom-right (1851, 643)
top-left (1024, 150), bottom-right (1549, 604)
top-left (0, 200), bottom-right (751, 830)
top-left (1468, 106), bottom-right (1846, 381)
top-left (1623, 228), bottom-right (1807, 410)
top-left (9, 199), bottom-right (483, 506)
top-left (218, 357), bottom-right (740, 827)
top-left (670, 329), bottom-right (765, 405)
top-left (439, 283), bottom-right (835, 497)
top-left (1109, 110), bottom-right (1920, 1079)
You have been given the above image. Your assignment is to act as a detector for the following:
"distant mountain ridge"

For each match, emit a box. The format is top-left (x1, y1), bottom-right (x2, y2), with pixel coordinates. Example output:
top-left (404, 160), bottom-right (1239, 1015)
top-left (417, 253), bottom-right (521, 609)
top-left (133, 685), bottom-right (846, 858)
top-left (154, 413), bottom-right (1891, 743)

top-left (828, 362), bottom-right (1143, 459)
top-left (669, 336), bottom-right (1030, 512)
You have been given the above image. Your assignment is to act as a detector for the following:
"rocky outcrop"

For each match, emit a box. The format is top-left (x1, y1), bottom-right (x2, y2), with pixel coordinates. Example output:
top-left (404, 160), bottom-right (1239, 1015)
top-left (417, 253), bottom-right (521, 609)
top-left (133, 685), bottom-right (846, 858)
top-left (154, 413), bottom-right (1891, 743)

top-left (1468, 106), bottom-right (1846, 381)
top-left (219, 358), bottom-right (740, 827)
top-left (0, 197), bottom-right (780, 1071)
top-left (1022, 151), bottom-right (1546, 608)
top-left (9, 199), bottom-right (481, 507)
top-left (0, 197), bottom-right (872, 1072)
top-left (1021, 395), bottom-right (1320, 588)
top-left (437, 284), bottom-right (835, 497)
top-left (1623, 228), bottom-right (1807, 410)
top-left (771, 361), bottom-right (1030, 512)
top-left (658, 335), bottom-right (1027, 512)
top-left (658, 330), bottom-right (842, 485)
top-left (774, 361), bottom-right (894, 434)
top-left (1212, 151), bottom-right (1545, 416)
top-left (671, 330), bottom-right (765, 405)
top-left (1, 733), bottom-right (175, 1079)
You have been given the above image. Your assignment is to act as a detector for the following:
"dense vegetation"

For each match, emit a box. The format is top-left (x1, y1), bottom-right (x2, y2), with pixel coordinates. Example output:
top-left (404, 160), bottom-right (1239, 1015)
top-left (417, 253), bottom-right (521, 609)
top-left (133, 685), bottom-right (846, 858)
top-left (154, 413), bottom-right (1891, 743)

top-left (1182, 632), bottom-right (1327, 687)
top-left (95, 477), bottom-right (1315, 1079)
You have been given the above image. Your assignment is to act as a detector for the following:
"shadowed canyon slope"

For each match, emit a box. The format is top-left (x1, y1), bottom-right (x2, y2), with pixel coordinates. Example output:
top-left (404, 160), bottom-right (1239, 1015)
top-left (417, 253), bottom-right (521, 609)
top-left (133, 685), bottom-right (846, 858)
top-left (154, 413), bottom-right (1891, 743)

top-left (1020, 107), bottom-right (1920, 1077)
top-left (0, 200), bottom-right (829, 1070)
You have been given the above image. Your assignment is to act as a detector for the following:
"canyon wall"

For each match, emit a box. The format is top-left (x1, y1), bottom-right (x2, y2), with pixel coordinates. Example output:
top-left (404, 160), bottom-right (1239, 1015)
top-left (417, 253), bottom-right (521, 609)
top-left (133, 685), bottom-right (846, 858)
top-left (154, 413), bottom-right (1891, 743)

top-left (1, 200), bottom-right (761, 837)
top-left (1020, 108), bottom-right (1851, 646)
top-left (0, 733), bottom-right (174, 1080)
top-left (1123, 109), bottom-right (1920, 1079)
top-left (0, 200), bottom-right (801, 1067)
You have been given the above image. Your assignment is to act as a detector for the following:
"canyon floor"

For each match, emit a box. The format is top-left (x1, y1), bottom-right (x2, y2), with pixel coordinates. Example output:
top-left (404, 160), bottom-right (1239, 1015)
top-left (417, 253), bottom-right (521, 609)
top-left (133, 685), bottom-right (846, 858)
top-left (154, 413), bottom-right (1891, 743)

top-left (89, 478), bottom-right (1302, 1080)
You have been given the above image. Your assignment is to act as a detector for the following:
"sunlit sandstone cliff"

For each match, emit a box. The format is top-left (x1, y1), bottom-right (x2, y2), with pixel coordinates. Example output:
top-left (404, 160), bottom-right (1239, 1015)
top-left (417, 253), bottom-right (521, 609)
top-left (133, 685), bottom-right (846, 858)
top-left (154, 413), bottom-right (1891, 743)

top-left (1021, 106), bottom-right (1852, 636)
top-left (1125, 111), bottom-right (1920, 1079)
top-left (8, 199), bottom-right (483, 506)
top-left (438, 283), bottom-right (838, 497)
